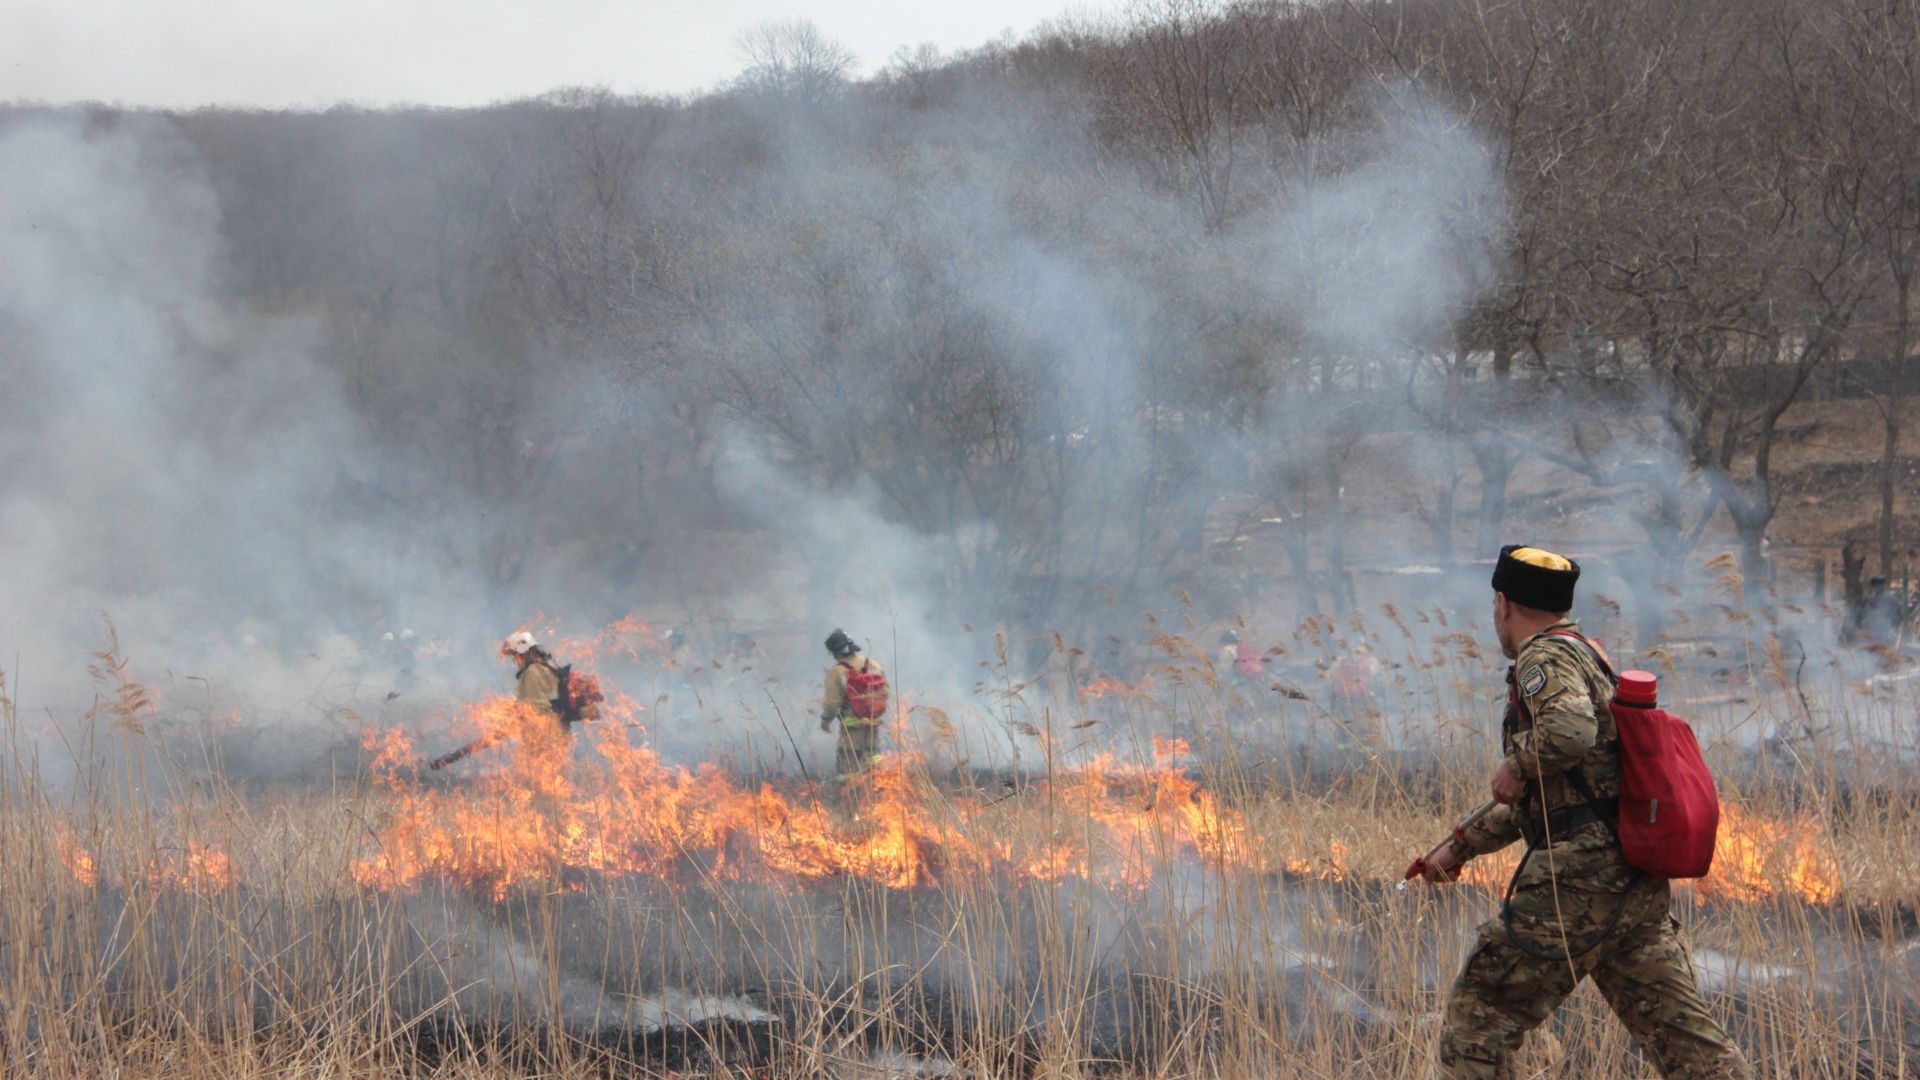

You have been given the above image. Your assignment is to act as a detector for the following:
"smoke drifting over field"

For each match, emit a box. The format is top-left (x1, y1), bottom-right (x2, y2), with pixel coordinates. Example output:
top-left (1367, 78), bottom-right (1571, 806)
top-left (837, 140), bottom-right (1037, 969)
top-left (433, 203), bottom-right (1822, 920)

top-left (0, 74), bottom-right (1534, 742)
top-left (0, 119), bottom-right (400, 704)
top-left (0, 29), bottom-right (1894, 775)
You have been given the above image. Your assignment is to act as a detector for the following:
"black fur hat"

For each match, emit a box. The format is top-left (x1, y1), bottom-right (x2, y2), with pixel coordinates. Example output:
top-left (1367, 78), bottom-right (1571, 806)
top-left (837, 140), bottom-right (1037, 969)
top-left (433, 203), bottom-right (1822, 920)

top-left (1491, 545), bottom-right (1580, 613)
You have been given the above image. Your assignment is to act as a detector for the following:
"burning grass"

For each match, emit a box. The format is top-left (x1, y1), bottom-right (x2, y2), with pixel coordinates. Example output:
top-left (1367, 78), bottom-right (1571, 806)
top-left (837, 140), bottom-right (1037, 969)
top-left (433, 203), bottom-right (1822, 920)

top-left (2, 632), bottom-right (1918, 1078)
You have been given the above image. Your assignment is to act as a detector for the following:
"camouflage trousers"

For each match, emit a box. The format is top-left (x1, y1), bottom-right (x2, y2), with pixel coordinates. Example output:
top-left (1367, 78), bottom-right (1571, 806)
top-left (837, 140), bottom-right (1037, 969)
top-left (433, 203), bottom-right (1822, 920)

top-left (1440, 874), bottom-right (1751, 1079)
top-left (834, 720), bottom-right (881, 781)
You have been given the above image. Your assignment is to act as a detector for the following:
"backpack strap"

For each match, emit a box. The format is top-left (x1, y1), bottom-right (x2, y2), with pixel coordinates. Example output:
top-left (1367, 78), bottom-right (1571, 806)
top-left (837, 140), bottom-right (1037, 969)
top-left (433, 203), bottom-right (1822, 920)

top-left (1534, 628), bottom-right (1626, 842)
top-left (1502, 756), bottom-right (1642, 960)
top-left (548, 662), bottom-right (578, 728)
top-left (1542, 627), bottom-right (1614, 680)
top-left (1564, 765), bottom-right (1623, 848)
top-left (1515, 628), bottom-right (1623, 842)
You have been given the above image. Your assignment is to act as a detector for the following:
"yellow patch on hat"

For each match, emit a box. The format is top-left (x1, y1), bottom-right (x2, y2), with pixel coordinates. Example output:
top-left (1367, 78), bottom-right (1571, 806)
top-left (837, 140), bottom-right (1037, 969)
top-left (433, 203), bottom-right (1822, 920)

top-left (1510, 547), bottom-right (1573, 571)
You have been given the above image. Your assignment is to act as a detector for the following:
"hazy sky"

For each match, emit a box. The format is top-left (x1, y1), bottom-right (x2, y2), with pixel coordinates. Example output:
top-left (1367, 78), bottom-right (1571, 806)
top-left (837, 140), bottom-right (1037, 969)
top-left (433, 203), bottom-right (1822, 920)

top-left (3, 0), bottom-right (1130, 109)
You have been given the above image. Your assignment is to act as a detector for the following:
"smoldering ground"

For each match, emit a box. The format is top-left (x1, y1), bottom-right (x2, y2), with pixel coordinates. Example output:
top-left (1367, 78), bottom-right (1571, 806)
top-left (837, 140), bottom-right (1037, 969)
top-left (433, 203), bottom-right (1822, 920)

top-left (20, 868), bottom-right (1400, 1056)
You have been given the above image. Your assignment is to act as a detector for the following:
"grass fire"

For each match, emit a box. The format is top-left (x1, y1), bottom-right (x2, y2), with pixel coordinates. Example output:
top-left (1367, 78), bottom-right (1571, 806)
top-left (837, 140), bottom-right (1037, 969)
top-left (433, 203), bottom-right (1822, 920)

top-left (5, 605), bottom-right (1915, 1078)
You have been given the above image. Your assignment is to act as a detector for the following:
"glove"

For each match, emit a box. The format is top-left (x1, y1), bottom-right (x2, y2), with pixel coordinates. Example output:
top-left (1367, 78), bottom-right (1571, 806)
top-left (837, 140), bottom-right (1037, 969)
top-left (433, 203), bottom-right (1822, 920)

top-left (819, 715), bottom-right (834, 733)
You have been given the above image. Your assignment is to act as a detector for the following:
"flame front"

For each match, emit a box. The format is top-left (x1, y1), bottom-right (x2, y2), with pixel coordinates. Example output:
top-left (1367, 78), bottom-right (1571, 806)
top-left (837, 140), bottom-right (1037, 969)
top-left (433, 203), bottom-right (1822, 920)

top-left (54, 829), bottom-right (234, 893)
top-left (353, 697), bottom-right (1264, 897)
top-left (351, 693), bottom-right (1852, 906)
top-left (153, 839), bottom-right (237, 891)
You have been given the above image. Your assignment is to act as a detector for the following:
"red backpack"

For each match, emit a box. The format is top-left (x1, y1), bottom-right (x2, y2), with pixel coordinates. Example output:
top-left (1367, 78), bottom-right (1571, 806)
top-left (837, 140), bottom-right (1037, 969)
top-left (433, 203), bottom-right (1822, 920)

top-left (1545, 630), bottom-right (1719, 880)
top-left (842, 659), bottom-right (889, 720)
top-left (1607, 669), bottom-right (1719, 878)
top-left (1234, 641), bottom-right (1264, 678)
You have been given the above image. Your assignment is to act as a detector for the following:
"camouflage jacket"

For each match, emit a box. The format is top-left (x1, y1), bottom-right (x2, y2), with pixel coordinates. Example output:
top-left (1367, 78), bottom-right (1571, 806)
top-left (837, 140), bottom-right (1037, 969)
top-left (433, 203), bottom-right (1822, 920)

top-left (1459, 619), bottom-right (1623, 861)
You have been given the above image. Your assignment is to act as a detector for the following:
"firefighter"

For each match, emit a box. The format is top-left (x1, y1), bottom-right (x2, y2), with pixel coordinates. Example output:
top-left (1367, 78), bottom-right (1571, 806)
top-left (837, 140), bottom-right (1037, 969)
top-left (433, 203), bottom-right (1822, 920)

top-left (503, 631), bottom-right (563, 719)
top-left (819, 629), bottom-right (887, 781)
top-left (427, 632), bottom-right (580, 772)
top-left (381, 628), bottom-right (416, 694)
top-left (1218, 629), bottom-right (1242, 674)
top-left (1419, 545), bottom-right (1751, 1079)
top-left (662, 625), bottom-right (690, 667)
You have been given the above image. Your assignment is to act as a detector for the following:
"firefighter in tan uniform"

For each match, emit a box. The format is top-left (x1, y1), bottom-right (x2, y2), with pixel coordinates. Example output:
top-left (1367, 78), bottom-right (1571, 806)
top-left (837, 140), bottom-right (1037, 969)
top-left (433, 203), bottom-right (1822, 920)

top-left (429, 631), bottom-right (584, 772)
top-left (1418, 546), bottom-right (1751, 1079)
top-left (503, 631), bottom-right (563, 718)
top-left (819, 629), bottom-right (886, 781)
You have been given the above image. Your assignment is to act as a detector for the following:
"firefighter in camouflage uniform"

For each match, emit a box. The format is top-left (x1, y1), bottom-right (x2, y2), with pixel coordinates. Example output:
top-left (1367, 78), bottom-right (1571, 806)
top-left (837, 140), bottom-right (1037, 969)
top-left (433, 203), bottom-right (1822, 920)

top-left (1417, 546), bottom-right (1752, 1079)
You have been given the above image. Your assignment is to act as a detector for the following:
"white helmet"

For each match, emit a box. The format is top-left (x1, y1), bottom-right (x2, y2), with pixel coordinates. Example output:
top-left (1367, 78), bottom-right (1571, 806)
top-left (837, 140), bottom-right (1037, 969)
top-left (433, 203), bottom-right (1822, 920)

top-left (504, 631), bottom-right (539, 655)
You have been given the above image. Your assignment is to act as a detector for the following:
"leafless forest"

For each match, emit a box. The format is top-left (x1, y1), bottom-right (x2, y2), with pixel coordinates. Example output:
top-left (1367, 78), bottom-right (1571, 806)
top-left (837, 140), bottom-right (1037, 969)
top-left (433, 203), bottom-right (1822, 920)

top-left (7, 0), bottom-right (1918, 678)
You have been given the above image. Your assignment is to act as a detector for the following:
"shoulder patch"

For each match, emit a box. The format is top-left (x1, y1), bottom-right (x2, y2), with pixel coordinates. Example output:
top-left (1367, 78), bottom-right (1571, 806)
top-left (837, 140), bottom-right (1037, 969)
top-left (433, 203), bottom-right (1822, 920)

top-left (1520, 665), bottom-right (1547, 696)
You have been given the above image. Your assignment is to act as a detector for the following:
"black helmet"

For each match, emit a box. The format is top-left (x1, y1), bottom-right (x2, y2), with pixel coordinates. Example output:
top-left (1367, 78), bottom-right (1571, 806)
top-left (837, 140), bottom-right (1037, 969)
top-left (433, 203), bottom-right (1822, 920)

top-left (824, 629), bottom-right (859, 658)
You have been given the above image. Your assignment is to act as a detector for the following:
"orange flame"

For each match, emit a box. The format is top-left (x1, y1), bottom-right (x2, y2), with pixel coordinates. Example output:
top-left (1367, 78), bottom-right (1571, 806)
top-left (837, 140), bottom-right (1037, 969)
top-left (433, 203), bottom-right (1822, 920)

top-left (1151, 734), bottom-right (1190, 767)
top-left (1079, 675), bottom-right (1155, 701)
top-left (1284, 838), bottom-right (1350, 881)
top-left (151, 840), bottom-right (236, 892)
top-left (1423, 802), bottom-right (1843, 905)
top-left (555, 615), bottom-right (666, 666)
top-left (55, 827), bottom-right (234, 893)
top-left (58, 832), bottom-right (98, 887)
top-left (1689, 803), bottom-right (1841, 905)
top-left (352, 692), bottom-right (1271, 897)
top-left (357, 686), bottom-right (1855, 906)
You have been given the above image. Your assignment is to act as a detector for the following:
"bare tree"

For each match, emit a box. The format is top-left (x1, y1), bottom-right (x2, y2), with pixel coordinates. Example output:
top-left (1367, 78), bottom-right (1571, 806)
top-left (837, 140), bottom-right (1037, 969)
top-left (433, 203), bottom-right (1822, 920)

top-left (1101, 0), bottom-right (1267, 231)
top-left (1811, 0), bottom-right (1920, 576)
top-left (734, 19), bottom-right (858, 106)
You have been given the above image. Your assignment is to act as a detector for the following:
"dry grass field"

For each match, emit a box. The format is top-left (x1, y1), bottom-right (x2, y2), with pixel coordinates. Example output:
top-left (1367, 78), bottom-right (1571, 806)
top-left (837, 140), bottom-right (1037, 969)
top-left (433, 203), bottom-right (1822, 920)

top-left (3, 613), bottom-right (1916, 1079)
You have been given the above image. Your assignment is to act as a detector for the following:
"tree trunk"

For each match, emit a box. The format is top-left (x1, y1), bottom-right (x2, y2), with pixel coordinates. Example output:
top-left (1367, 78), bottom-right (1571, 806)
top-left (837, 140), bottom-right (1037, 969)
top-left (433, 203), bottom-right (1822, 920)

top-left (1841, 540), bottom-right (1867, 640)
top-left (1268, 466), bottom-right (1318, 613)
top-left (1635, 457), bottom-right (1691, 644)
top-left (1727, 334), bottom-right (1818, 589)
top-left (1472, 440), bottom-right (1513, 557)
top-left (1472, 345), bottom-right (1516, 557)
top-left (1324, 454), bottom-right (1352, 616)
top-left (1427, 470), bottom-right (1457, 562)
top-left (1730, 499), bottom-right (1771, 587)
top-left (1881, 271), bottom-right (1911, 576)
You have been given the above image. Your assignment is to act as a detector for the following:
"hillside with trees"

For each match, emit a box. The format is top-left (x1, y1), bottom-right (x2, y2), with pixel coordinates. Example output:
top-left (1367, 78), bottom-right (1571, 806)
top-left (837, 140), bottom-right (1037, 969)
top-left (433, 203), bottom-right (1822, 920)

top-left (4, 0), bottom-right (1915, 659)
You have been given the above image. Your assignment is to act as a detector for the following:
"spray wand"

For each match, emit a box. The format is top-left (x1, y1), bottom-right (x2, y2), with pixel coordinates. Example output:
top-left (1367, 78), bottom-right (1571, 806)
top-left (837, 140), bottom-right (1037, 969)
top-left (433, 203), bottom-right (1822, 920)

top-left (1399, 798), bottom-right (1498, 891)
